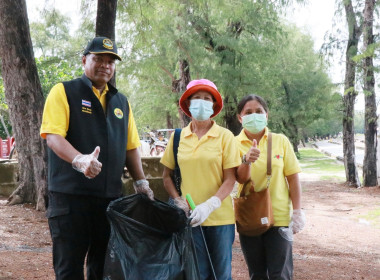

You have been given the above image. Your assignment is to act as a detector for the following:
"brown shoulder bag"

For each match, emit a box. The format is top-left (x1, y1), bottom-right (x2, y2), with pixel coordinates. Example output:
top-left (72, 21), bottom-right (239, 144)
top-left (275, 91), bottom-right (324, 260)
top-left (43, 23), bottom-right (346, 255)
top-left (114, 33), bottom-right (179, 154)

top-left (234, 133), bottom-right (274, 236)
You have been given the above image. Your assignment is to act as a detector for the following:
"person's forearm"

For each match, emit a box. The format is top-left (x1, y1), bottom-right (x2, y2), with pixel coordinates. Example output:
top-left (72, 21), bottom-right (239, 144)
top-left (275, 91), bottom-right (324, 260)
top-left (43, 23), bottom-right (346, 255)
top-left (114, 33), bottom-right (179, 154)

top-left (46, 134), bottom-right (80, 163)
top-left (125, 148), bottom-right (145, 181)
top-left (162, 167), bottom-right (180, 198)
top-left (236, 163), bottom-right (251, 184)
top-left (214, 168), bottom-right (236, 201)
top-left (287, 173), bottom-right (302, 209)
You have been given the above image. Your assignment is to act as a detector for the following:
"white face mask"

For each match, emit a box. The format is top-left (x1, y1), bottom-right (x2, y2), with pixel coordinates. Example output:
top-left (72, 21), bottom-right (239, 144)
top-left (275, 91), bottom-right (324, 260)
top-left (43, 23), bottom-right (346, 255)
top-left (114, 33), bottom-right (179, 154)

top-left (189, 99), bottom-right (214, 121)
top-left (242, 113), bottom-right (267, 134)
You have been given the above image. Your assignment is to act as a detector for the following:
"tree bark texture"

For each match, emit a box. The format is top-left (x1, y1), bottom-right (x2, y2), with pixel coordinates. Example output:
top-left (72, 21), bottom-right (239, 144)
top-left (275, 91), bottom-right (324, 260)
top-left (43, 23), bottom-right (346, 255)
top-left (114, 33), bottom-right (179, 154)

top-left (0, 0), bottom-right (48, 209)
top-left (96, 0), bottom-right (117, 86)
top-left (362, 0), bottom-right (377, 187)
top-left (172, 59), bottom-right (191, 128)
top-left (342, 0), bottom-right (362, 187)
top-left (223, 95), bottom-right (241, 136)
top-left (96, 0), bottom-right (117, 40)
top-left (282, 81), bottom-right (300, 153)
top-left (166, 112), bottom-right (173, 129)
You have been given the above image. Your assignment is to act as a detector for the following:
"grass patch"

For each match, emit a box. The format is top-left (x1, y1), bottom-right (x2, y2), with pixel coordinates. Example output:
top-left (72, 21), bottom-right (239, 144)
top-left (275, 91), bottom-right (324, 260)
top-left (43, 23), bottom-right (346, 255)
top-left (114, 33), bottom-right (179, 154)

top-left (358, 208), bottom-right (380, 228)
top-left (298, 148), bottom-right (345, 181)
top-left (298, 148), bottom-right (327, 159)
top-left (320, 175), bottom-right (346, 181)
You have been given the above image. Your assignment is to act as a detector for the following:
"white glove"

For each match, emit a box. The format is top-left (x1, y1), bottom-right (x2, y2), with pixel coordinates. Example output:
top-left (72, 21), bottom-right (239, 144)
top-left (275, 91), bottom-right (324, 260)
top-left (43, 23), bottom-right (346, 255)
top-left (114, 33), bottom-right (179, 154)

top-left (174, 197), bottom-right (190, 217)
top-left (291, 209), bottom-right (306, 234)
top-left (133, 179), bottom-right (154, 200)
top-left (190, 196), bottom-right (221, 227)
top-left (72, 146), bottom-right (102, 179)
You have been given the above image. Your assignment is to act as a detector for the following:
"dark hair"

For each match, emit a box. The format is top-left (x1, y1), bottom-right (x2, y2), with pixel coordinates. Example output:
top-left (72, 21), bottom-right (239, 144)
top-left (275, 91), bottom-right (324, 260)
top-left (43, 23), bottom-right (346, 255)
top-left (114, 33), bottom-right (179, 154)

top-left (237, 94), bottom-right (269, 114)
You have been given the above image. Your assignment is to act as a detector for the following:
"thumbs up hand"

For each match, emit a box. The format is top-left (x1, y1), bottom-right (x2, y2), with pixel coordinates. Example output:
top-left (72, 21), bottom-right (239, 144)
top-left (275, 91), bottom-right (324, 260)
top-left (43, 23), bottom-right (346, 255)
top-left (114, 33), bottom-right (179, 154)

top-left (244, 139), bottom-right (260, 164)
top-left (72, 146), bottom-right (103, 179)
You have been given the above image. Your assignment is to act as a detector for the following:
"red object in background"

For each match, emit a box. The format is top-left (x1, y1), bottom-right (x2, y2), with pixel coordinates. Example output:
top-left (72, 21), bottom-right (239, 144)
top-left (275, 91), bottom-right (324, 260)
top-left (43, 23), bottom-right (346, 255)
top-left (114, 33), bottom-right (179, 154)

top-left (0, 137), bottom-right (13, 159)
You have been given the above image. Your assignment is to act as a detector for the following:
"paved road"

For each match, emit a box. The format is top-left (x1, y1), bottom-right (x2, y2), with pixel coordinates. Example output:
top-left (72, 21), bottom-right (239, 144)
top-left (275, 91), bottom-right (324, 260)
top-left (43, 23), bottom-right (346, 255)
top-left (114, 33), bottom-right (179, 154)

top-left (314, 140), bottom-right (365, 167)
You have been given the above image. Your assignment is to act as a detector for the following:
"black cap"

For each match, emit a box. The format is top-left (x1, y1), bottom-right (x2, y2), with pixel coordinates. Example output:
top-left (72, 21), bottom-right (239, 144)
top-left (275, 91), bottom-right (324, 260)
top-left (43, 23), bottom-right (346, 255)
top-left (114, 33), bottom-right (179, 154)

top-left (83, 37), bottom-right (122, 60)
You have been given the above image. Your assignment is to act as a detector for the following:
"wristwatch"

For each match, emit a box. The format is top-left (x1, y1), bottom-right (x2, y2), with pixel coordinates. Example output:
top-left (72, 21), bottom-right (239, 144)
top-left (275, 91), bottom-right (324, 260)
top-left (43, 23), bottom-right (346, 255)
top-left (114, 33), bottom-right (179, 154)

top-left (242, 155), bottom-right (251, 165)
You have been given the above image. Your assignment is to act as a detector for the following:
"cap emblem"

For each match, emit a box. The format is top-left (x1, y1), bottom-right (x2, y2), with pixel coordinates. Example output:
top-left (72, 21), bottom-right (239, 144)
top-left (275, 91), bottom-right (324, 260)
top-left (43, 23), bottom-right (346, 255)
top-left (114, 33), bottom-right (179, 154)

top-left (103, 39), bottom-right (113, 50)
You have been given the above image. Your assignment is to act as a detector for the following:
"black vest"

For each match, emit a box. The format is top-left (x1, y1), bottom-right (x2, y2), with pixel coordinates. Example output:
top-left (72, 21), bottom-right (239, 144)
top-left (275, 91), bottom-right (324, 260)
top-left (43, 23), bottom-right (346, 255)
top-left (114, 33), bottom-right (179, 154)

top-left (48, 75), bottom-right (129, 197)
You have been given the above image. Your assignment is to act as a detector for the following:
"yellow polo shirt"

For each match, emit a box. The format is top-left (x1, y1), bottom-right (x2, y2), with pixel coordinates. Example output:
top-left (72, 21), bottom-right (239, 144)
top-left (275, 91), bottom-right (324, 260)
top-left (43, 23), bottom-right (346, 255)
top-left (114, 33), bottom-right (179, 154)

top-left (40, 83), bottom-right (140, 150)
top-left (235, 127), bottom-right (301, 226)
top-left (160, 121), bottom-right (241, 226)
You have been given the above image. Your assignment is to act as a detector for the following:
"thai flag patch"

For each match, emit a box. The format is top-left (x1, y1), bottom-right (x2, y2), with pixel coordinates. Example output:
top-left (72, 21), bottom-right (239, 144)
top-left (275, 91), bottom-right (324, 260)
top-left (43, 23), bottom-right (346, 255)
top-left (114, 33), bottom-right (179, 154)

top-left (82, 100), bottom-right (91, 107)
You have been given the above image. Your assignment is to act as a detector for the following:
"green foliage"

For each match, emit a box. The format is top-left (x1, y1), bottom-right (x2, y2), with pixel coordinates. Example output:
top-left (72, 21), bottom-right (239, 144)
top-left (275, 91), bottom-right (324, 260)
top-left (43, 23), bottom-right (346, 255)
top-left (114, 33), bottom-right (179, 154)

top-left (0, 79), bottom-right (6, 111)
top-left (23, 0), bottom-right (339, 141)
top-left (302, 90), bottom-right (342, 138)
top-left (29, 6), bottom-right (93, 98)
top-left (354, 110), bottom-right (364, 133)
top-left (352, 42), bottom-right (380, 63)
top-left (263, 26), bottom-right (339, 144)
top-left (36, 57), bottom-right (83, 98)
top-left (0, 76), bottom-right (12, 138)
top-left (115, 0), bottom-right (334, 135)
top-left (29, 8), bottom-right (72, 57)
top-left (344, 86), bottom-right (356, 96)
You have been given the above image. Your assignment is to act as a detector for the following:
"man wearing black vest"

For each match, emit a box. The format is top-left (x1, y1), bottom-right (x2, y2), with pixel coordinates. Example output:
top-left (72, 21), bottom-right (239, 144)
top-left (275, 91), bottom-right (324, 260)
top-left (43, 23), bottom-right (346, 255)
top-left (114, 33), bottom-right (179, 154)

top-left (40, 37), bottom-right (154, 280)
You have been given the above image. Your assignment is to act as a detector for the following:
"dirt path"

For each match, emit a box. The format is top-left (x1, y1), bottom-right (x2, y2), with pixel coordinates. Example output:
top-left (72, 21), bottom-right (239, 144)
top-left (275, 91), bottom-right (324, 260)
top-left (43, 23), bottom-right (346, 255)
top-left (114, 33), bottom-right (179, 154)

top-left (1, 177), bottom-right (379, 279)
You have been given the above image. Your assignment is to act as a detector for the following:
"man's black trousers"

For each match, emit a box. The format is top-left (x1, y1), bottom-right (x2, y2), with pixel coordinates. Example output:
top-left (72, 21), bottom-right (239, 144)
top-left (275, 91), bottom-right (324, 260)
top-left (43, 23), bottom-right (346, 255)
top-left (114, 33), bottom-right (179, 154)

top-left (47, 192), bottom-right (115, 280)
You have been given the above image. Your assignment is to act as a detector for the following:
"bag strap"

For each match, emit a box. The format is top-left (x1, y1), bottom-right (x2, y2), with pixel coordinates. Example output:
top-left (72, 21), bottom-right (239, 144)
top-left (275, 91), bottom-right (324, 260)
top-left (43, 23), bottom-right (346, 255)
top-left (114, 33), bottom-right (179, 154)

top-left (266, 132), bottom-right (272, 188)
top-left (173, 128), bottom-right (182, 168)
top-left (267, 132), bottom-right (272, 175)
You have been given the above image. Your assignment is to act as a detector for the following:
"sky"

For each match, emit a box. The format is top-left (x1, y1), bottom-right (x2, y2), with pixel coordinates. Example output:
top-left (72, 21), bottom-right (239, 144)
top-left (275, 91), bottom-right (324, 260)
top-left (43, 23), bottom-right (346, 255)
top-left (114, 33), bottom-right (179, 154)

top-left (285, 0), bottom-right (344, 83)
top-left (26, 0), bottom-right (81, 32)
top-left (286, 1), bottom-right (368, 111)
top-left (286, 0), bottom-right (336, 50)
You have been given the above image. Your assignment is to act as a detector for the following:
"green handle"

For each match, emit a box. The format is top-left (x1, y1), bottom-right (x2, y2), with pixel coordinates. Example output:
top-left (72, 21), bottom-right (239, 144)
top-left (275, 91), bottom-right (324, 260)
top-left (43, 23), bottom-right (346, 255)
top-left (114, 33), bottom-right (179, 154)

top-left (186, 193), bottom-right (196, 210)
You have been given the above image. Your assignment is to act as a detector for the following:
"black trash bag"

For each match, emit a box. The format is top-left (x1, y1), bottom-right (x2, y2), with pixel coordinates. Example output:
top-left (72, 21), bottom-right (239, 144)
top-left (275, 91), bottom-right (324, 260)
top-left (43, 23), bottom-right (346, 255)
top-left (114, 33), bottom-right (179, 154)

top-left (103, 194), bottom-right (200, 280)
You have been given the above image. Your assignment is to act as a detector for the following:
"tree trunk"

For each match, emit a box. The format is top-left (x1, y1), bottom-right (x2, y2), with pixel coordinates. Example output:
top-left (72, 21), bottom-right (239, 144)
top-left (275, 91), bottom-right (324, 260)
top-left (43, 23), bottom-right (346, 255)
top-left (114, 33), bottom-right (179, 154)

top-left (224, 96), bottom-right (241, 136)
top-left (342, 0), bottom-right (362, 188)
top-left (166, 112), bottom-right (173, 129)
top-left (282, 81), bottom-right (300, 152)
top-left (362, 0), bottom-right (377, 187)
top-left (0, 0), bottom-right (48, 210)
top-left (172, 59), bottom-right (191, 127)
top-left (96, 0), bottom-right (117, 86)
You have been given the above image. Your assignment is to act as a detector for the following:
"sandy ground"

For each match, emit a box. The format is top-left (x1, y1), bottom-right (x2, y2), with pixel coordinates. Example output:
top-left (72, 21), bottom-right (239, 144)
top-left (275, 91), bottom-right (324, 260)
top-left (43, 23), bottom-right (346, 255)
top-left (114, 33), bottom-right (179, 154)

top-left (0, 175), bottom-right (379, 279)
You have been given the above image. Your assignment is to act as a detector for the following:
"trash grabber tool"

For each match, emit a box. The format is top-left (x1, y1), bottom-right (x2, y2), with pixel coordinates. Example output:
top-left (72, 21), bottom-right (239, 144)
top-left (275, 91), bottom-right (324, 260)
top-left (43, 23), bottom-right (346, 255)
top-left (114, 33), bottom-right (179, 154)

top-left (186, 193), bottom-right (217, 280)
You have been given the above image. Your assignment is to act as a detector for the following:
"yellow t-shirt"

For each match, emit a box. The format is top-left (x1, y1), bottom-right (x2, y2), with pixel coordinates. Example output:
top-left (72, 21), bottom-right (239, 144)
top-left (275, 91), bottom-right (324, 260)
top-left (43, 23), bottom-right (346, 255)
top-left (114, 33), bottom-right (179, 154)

top-left (235, 127), bottom-right (301, 226)
top-left (40, 82), bottom-right (140, 150)
top-left (160, 121), bottom-right (241, 226)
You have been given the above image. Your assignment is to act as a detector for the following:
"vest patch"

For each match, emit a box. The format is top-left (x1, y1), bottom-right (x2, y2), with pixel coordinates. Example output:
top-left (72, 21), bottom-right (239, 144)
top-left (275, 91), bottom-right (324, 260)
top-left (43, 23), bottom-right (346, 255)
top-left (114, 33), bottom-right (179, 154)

top-left (114, 108), bottom-right (123, 119)
top-left (82, 99), bottom-right (91, 107)
top-left (82, 107), bottom-right (92, 114)
top-left (82, 99), bottom-right (92, 114)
